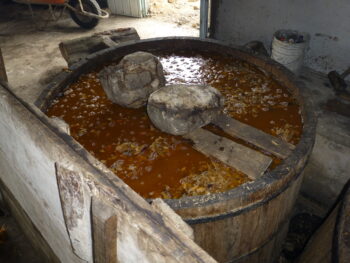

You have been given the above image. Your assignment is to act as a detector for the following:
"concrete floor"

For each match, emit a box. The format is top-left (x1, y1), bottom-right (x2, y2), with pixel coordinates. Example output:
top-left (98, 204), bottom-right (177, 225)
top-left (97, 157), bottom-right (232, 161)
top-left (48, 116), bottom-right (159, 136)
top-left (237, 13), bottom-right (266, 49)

top-left (297, 69), bottom-right (350, 210)
top-left (1, 1), bottom-right (350, 262)
top-left (0, 210), bottom-right (44, 263)
top-left (0, 2), bottom-right (198, 103)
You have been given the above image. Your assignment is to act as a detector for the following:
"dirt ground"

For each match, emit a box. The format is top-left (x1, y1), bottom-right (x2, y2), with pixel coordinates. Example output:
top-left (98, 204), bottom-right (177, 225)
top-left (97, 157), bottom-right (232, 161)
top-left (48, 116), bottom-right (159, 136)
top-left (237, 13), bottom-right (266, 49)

top-left (148, 0), bottom-right (200, 29)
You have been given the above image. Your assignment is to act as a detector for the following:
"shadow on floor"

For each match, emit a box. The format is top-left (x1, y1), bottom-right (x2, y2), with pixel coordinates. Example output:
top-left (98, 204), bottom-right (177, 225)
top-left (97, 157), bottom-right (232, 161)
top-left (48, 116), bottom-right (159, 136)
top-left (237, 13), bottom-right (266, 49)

top-left (0, 206), bottom-right (44, 263)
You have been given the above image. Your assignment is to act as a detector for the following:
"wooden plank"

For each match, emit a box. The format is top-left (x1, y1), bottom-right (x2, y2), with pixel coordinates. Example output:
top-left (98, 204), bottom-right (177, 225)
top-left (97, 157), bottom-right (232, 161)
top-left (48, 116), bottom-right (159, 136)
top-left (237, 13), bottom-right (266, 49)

top-left (49, 116), bottom-right (70, 135)
top-left (59, 28), bottom-right (140, 65)
top-left (98, 28), bottom-right (140, 43)
top-left (185, 128), bottom-right (272, 179)
top-left (92, 197), bottom-right (118, 263)
top-left (101, 36), bottom-right (118, 48)
top-left (0, 48), bottom-right (8, 82)
top-left (151, 198), bottom-right (194, 240)
top-left (59, 36), bottom-right (109, 65)
top-left (212, 114), bottom-right (295, 159)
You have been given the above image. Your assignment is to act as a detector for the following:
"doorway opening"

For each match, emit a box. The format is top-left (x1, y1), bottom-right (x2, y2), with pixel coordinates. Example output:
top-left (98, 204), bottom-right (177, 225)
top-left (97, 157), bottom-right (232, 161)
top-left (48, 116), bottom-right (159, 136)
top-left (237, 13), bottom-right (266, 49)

top-left (147, 0), bottom-right (200, 34)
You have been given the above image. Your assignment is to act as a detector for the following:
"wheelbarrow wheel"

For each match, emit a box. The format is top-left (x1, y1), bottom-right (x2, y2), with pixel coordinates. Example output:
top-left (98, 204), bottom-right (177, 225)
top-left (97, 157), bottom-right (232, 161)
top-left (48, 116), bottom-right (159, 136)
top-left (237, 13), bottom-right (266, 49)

top-left (69, 0), bottom-right (101, 29)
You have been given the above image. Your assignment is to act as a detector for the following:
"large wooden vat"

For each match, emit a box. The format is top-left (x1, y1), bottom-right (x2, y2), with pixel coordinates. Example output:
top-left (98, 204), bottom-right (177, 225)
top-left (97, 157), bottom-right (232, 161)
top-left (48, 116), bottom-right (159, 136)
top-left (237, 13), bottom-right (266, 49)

top-left (36, 37), bottom-right (317, 263)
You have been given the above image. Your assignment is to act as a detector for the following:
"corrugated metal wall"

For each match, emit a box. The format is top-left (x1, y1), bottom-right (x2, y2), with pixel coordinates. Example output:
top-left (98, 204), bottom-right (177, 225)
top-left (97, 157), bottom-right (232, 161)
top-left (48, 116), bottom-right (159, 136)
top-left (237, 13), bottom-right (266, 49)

top-left (108, 0), bottom-right (147, 18)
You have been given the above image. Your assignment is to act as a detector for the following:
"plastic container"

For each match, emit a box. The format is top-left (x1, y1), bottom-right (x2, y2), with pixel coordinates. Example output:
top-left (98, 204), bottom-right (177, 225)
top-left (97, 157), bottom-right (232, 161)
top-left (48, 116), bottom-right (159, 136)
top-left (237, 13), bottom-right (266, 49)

top-left (271, 30), bottom-right (310, 75)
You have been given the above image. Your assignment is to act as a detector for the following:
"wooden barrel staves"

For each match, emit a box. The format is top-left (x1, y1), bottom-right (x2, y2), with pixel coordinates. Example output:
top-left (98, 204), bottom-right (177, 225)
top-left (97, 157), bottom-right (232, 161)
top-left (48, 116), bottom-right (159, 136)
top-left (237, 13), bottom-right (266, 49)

top-left (298, 181), bottom-right (350, 263)
top-left (36, 38), bottom-right (317, 263)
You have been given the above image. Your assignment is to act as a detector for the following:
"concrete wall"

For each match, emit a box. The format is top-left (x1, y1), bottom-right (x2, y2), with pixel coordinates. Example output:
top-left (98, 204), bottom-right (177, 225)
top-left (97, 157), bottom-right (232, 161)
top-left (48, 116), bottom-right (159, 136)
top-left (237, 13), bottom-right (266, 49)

top-left (296, 70), bottom-right (350, 208)
top-left (211, 0), bottom-right (350, 74)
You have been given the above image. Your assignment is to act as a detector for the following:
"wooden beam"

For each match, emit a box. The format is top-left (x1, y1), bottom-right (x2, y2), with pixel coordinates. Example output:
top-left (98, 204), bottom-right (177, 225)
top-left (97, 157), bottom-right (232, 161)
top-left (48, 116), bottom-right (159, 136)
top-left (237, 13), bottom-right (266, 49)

top-left (59, 28), bottom-right (140, 66)
top-left (185, 128), bottom-right (272, 179)
top-left (212, 114), bottom-right (295, 159)
top-left (91, 197), bottom-right (118, 263)
top-left (101, 36), bottom-right (118, 48)
top-left (151, 198), bottom-right (194, 240)
top-left (0, 48), bottom-right (8, 82)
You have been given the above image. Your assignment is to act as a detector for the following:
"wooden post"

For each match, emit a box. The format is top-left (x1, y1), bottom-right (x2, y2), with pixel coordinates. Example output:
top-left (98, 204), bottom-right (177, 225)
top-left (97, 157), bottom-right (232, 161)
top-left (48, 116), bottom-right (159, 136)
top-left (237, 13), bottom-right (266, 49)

top-left (92, 197), bottom-right (118, 263)
top-left (0, 48), bottom-right (8, 82)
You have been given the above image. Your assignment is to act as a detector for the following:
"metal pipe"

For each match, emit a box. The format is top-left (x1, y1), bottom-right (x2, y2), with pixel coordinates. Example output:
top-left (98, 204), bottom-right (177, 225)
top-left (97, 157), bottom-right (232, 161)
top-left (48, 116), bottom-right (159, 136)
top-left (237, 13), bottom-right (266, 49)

top-left (200, 0), bottom-right (209, 38)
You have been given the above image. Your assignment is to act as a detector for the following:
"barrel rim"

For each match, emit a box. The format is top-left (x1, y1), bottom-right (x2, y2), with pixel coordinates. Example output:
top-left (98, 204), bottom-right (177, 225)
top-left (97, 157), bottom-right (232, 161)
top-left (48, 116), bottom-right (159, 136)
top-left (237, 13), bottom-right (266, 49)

top-left (35, 37), bottom-right (317, 216)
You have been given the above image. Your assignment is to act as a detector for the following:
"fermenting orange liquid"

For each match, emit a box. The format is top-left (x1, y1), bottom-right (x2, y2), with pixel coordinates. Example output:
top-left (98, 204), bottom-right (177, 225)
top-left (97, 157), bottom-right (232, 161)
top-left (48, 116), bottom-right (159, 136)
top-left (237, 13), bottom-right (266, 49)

top-left (46, 51), bottom-right (302, 199)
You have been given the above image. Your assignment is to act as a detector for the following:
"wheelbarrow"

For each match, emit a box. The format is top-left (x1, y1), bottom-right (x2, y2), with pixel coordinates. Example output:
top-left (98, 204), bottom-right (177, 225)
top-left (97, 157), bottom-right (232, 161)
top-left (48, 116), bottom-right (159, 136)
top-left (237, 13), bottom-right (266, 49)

top-left (14, 0), bottom-right (109, 29)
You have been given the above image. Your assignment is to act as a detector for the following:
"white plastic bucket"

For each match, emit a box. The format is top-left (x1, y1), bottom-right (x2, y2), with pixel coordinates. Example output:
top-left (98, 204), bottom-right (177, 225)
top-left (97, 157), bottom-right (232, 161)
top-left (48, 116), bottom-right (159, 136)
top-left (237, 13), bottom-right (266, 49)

top-left (271, 30), bottom-right (310, 75)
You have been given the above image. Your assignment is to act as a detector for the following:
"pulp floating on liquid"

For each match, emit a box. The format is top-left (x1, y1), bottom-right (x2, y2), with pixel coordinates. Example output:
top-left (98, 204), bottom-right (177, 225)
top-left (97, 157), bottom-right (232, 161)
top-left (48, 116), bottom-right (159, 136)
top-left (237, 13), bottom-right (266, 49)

top-left (46, 51), bottom-right (302, 199)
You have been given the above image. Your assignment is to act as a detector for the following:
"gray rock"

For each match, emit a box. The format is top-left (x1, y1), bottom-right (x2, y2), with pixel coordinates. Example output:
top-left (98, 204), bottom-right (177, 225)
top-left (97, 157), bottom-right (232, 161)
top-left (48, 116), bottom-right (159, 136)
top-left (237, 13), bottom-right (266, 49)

top-left (99, 51), bottom-right (165, 108)
top-left (147, 84), bottom-right (224, 135)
